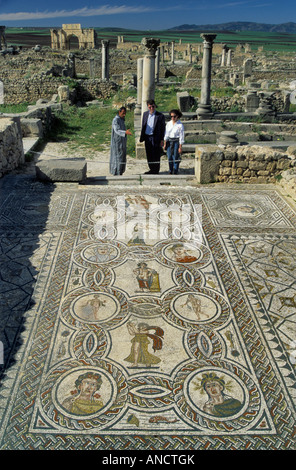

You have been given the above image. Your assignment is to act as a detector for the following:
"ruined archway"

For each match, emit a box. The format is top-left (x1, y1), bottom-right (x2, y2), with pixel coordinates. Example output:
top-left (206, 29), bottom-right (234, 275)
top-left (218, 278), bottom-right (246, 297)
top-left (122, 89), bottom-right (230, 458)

top-left (50, 24), bottom-right (97, 50)
top-left (68, 35), bottom-right (80, 50)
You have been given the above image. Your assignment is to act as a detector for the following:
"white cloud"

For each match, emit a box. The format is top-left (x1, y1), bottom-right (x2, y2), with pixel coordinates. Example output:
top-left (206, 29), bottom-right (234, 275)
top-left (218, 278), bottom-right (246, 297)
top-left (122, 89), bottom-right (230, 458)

top-left (0, 5), bottom-right (162, 21)
top-left (0, 2), bottom-right (274, 22)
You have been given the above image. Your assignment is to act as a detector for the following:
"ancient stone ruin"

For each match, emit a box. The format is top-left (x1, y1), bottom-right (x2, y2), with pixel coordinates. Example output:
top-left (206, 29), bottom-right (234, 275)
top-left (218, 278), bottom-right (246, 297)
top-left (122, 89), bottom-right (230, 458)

top-left (50, 24), bottom-right (98, 50)
top-left (0, 26), bottom-right (7, 50)
top-left (0, 27), bottom-right (295, 194)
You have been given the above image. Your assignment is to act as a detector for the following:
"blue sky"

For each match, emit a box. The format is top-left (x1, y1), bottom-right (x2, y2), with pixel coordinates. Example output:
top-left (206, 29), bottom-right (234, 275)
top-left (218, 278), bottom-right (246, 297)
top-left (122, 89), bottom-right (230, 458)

top-left (0, 0), bottom-right (294, 30)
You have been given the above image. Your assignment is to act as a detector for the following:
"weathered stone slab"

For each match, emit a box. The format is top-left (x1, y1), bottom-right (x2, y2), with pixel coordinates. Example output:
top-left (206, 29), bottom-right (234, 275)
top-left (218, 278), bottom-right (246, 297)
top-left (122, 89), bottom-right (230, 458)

top-left (177, 91), bottom-right (191, 112)
top-left (36, 158), bottom-right (87, 182)
top-left (195, 145), bottom-right (223, 184)
top-left (20, 118), bottom-right (43, 137)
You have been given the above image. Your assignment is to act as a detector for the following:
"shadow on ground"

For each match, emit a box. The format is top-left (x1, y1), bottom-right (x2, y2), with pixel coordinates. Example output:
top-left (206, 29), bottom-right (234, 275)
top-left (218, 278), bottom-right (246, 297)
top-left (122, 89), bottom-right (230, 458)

top-left (0, 173), bottom-right (55, 382)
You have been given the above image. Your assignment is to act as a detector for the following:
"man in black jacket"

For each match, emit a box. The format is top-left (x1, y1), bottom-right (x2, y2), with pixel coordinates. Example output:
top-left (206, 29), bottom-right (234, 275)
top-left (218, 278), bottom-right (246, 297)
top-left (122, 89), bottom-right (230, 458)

top-left (140, 99), bottom-right (166, 174)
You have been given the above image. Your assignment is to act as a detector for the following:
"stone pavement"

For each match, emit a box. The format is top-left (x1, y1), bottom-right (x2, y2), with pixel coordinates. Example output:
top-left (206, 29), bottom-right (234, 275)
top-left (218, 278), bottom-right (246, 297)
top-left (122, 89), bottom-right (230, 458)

top-left (23, 140), bottom-right (196, 181)
top-left (0, 168), bottom-right (296, 451)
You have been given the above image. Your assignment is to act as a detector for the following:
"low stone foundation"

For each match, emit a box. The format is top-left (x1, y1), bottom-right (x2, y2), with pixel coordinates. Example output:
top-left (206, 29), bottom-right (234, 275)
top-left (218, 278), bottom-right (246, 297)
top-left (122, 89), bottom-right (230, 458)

top-left (195, 144), bottom-right (295, 184)
top-left (0, 117), bottom-right (24, 178)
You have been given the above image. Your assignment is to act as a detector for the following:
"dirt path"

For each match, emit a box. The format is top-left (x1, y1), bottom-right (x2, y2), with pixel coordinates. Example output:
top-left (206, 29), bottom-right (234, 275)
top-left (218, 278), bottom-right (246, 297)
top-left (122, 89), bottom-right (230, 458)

top-left (33, 141), bottom-right (195, 177)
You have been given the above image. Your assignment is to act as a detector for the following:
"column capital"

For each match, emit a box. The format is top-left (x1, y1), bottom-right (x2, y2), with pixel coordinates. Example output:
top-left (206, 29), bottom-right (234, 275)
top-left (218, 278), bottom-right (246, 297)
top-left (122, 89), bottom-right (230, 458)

top-left (141, 37), bottom-right (160, 55)
top-left (101, 40), bottom-right (110, 47)
top-left (200, 33), bottom-right (217, 45)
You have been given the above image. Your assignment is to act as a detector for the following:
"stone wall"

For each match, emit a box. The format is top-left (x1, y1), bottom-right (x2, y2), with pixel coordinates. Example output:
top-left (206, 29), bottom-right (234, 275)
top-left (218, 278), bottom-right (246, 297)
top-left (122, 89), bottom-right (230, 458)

top-left (1, 76), bottom-right (118, 105)
top-left (195, 144), bottom-right (294, 184)
top-left (0, 117), bottom-right (24, 177)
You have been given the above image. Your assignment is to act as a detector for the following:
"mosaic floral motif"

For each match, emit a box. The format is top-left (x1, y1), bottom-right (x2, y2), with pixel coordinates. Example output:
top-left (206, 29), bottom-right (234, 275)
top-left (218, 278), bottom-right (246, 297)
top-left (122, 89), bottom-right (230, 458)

top-left (0, 184), bottom-right (295, 449)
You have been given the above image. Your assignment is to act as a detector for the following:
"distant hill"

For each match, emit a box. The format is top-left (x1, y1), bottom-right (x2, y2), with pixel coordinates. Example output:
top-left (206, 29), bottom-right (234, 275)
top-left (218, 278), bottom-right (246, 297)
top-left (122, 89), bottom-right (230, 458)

top-left (168, 22), bottom-right (296, 33)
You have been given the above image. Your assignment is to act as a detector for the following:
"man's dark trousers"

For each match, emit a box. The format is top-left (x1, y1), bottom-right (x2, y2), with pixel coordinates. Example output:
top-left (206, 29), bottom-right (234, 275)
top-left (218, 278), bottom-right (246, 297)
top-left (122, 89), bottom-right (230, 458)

top-left (144, 135), bottom-right (161, 174)
top-left (140, 110), bottom-right (165, 175)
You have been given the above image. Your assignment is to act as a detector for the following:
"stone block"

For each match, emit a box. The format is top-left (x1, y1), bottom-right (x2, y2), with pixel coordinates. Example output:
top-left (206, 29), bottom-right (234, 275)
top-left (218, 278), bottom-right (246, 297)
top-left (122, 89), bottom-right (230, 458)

top-left (220, 167), bottom-right (232, 176)
top-left (249, 161), bottom-right (267, 171)
top-left (277, 159), bottom-right (291, 170)
top-left (223, 149), bottom-right (237, 161)
top-left (177, 91), bottom-right (191, 112)
top-left (257, 170), bottom-right (270, 176)
top-left (221, 160), bottom-right (232, 167)
top-left (36, 158), bottom-right (87, 183)
top-left (21, 118), bottom-right (43, 137)
top-left (287, 146), bottom-right (296, 156)
top-left (235, 160), bottom-right (248, 169)
top-left (266, 161), bottom-right (277, 172)
top-left (58, 85), bottom-right (70, 102)
top-left (195, 145), bottom-right (223, 184)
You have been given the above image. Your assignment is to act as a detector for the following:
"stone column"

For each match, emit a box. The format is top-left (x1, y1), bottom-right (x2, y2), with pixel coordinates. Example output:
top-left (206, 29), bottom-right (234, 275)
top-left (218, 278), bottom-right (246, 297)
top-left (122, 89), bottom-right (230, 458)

top-left (197, 33), bottom-right (216, 117)
top-left (155, 47), bottom-right (160, 83)
top-left (221, 45), bottom-right (227, 67)
top-left (135, 58), bottom-right (144, 116)
top-left (187, 45), bottom-right (193, 64)
top-left (171, 41), bottom-right (175, 64)
top-left (243, 58), bottom-right (253, 83)
top-left (226, 49), bottom-right (232, 66)
top-left (141, 37), bottom-right (160, 117)
top-left (101, 40), bottom-right (110, 81)
top-left (160, 45), bottom-right (165, 64)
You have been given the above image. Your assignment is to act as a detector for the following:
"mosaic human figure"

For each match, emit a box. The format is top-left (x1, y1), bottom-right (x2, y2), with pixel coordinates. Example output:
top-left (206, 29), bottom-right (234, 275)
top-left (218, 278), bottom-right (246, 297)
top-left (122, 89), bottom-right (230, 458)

top-left (79, 296), bottom-right (106, 321)
top-left (198, 373), bottom-right (243, 418)
top-left (181, 294), bottom-right (210, 320)
top-left (170, 243), bottom-right (198, 263)
top-left (61, 372), bottom-right (104, 415)
top-left (124, 321), bottom-right (164, 368)
top-left (133, 262), bottom-right (160, 292)
top-left (87, 244), bottom-right (116, 263)
top-left (128, 223), bottom-right (146, 245)
top-left (125, 195), bottom-right (151, 210)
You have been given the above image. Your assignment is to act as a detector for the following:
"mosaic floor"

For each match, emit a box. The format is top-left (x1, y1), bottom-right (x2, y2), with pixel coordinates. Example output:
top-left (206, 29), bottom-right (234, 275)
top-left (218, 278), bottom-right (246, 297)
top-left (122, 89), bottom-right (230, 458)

top-left (0, 174), bottom-right (295, 451)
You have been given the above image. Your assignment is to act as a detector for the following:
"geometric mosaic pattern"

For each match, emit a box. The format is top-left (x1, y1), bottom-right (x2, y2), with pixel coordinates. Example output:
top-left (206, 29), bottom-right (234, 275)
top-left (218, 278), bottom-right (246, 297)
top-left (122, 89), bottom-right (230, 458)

top-left (0, 175), bottom-right (295, 450)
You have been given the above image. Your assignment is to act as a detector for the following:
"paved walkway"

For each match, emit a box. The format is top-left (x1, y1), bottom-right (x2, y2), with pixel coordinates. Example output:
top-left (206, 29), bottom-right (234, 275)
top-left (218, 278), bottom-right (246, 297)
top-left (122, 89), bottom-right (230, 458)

top-left (23, 140), bottom-right (196, 179)
top-left (0, 156), bottom-right (296, 451)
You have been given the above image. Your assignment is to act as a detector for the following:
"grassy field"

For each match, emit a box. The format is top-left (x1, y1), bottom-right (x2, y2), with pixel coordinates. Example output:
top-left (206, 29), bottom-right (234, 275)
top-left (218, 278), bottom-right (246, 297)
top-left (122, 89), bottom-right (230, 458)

top-left (95, 29), bottom-right (296, 52)
top-left (0, 103), bottom-right (32, 113)
top-left (4, 27), bottom-right (296, 52)
top-left (46, 103), bottom-right (136, 157)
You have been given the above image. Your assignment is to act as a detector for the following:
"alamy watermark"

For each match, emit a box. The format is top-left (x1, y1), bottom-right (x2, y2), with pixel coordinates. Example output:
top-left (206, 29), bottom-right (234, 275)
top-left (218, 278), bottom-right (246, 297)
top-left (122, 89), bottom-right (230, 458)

top-left (93, 197), bottom-right (203, 244)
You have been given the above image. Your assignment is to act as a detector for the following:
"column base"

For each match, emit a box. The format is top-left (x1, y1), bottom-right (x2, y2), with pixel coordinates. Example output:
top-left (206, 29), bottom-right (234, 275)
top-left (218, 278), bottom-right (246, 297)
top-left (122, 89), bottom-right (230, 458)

top-left (196, 104), bottom-right (213, 117)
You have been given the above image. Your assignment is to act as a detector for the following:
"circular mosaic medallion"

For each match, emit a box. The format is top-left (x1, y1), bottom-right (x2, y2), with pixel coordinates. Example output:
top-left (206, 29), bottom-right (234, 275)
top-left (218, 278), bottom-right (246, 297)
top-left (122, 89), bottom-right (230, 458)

top-left (163, 287), bottom-right (230, 330)
top-left (155, 241), bottom-right (211, 269)
top-left (61, 287), bottom-right (128, 329)
top-left (40, 360), bottom-right (128, 430)
top-left (174, 362), bottom-right (261, 431)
